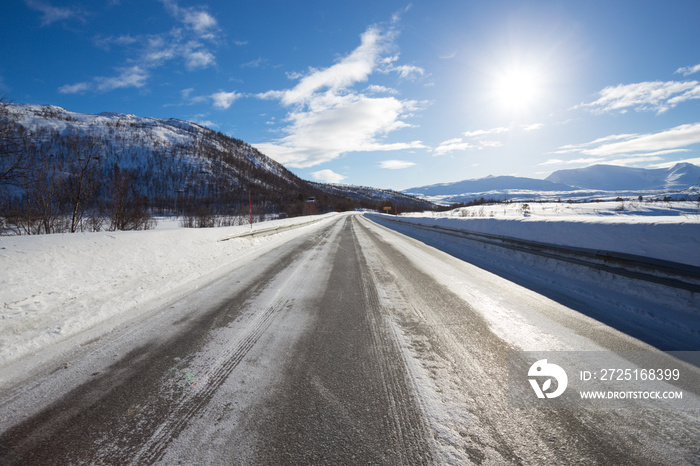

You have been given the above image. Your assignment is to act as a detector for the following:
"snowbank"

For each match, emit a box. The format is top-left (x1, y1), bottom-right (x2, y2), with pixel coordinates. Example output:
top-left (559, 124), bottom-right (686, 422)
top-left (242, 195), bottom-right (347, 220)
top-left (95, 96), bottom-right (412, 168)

top-left (393, 201), bottom-right (700, 267)
top-left (0, 214), bottom-right (338, 370)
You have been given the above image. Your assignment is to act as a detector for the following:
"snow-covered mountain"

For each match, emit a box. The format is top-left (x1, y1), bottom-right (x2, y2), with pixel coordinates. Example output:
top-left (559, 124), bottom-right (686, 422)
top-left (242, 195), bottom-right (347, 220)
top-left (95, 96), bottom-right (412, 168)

top-left (403, 163), bottom-right (700, 204)
top-left (1, 103), bottom-right (433, 222)
top-left (546, 163), bottom-right (700, 191)
top-left (404, 175), bottom-right (575, 197)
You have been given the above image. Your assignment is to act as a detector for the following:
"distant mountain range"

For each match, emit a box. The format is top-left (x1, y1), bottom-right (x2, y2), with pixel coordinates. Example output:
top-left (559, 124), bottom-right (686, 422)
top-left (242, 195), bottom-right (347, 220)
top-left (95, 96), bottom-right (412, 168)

top-left (545, 163), bottom-right (700, 191)
top-left (404, 163), bottom-right (700, 203)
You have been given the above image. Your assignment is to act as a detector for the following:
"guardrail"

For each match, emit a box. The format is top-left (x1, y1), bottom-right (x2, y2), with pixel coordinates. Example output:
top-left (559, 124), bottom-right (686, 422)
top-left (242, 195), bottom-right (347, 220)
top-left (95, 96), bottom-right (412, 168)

top-left (366, 214), bottom-right (700, 293)
top-left (218, 216), bottom-right (330, 242)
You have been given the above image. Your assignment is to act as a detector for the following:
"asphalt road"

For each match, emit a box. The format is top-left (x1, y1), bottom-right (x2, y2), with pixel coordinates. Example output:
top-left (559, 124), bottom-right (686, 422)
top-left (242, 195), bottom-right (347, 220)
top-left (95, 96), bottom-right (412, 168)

top-left (1, 214), bottom-right (698, 465)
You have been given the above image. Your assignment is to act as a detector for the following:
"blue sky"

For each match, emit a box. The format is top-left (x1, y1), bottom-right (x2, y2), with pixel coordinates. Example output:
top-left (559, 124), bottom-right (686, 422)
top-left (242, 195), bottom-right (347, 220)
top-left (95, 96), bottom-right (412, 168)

top-left (2, 0), bottom-right (700, 190)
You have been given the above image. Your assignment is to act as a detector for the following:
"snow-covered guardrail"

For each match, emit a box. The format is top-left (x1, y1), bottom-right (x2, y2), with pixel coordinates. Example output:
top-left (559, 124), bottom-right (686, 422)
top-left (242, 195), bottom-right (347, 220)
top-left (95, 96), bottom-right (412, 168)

top-left (367, 214), bottom-right (700, 293)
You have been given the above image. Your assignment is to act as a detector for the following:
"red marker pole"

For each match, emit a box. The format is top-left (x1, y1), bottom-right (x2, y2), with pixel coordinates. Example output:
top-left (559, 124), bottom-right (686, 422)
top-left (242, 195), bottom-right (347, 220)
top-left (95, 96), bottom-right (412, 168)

top-left (248, 190), bottom-right (253, 229)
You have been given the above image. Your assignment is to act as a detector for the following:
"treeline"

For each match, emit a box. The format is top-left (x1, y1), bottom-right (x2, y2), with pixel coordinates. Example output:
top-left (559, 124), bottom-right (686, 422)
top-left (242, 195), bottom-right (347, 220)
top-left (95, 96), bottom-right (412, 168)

top-left (0, 123), bottom-right (155, 234)
top-left (0, 100), bottom-right (434, 235)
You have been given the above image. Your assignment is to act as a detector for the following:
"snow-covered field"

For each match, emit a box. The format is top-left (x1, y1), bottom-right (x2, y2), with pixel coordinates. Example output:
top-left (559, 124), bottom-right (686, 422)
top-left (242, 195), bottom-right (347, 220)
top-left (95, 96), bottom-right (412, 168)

top-left (0, 213), bottom-right (338, 380)
top-left (397, 200), bottom-right (700, 266)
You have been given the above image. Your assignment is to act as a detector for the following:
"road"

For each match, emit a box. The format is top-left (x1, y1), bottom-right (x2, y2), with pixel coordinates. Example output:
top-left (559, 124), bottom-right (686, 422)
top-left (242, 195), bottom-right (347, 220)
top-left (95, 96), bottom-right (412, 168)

top-left (1, 213), bottom-right (698, 464)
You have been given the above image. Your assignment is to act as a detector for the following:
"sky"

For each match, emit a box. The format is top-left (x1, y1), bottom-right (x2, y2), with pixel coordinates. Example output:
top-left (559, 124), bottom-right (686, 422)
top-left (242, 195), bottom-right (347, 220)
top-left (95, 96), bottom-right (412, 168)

top-left (2, 0), bottom-right (700, 190)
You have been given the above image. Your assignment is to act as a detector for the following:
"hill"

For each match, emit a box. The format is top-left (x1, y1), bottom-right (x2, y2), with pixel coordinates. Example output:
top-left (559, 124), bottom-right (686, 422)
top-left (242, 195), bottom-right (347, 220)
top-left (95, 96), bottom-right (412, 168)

top-left (0, 103), bottom-right (433, 233)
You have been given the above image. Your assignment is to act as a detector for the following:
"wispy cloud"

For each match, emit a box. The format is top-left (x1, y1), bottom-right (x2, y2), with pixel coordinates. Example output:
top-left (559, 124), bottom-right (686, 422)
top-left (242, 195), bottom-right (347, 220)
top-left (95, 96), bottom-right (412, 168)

top-left (433, 138), bottom-right (475, 156)
top-left (676, 64), bottom-right (700, 77)
top-left (59, 66), bottom-right (148, 94)
top-left (365, 84), bottom-right (398, 95)
top-left (543, 123), bottom-right (700, 167)
top-left (254, 23), bottom-right (426, 168)
top-left (60, 0), bottom-right (219, 94)
top-left (24, 0), bottom-right (85, 26)
top-left (311, 169), bottom-right (347, 183)
top-left (577, 80), bottom-right (700, 114)
top-left (583, 123), bottom-right (700, 157)
top-left (652, 157), bottom-right (700, 169)
top-left (379, 160), bottom-right (415, 169)
top-left (159, 0), bottom-right (219, 39)
top-left (434, 126), bottom-right (513, 156)
top-left (379, 55), bottom-right (425, 80)
top-left (522, 122), bottom-right (544, 131)
top-left (241, 57), bottom-right (268, 68)
top-left (463, 127), bottom-right (509, 138)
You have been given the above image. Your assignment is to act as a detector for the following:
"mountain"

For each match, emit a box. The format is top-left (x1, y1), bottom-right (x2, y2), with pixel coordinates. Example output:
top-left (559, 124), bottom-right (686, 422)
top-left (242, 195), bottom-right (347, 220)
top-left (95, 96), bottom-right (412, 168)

top-left (0, 103), bottom-right (434, 233)
top-left (404, 175), bottom-right (575, 198)
top-left (546, 163), bottom-right (700, 191)
top-left (309, 182), bottom-right (434, 211)
top-left (403, 163), bottom-right (700, 204)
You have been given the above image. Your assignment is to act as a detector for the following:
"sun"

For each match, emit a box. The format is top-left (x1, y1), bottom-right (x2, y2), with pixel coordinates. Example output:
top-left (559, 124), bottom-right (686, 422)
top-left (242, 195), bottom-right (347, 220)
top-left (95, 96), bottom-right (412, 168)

top-left (493, 64), bottom-right (543, 115)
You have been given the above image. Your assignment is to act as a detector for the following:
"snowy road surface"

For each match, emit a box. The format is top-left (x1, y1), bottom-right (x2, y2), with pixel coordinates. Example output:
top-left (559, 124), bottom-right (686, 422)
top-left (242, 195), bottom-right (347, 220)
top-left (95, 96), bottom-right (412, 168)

top-left (1, 213), bottom-right (698, 464)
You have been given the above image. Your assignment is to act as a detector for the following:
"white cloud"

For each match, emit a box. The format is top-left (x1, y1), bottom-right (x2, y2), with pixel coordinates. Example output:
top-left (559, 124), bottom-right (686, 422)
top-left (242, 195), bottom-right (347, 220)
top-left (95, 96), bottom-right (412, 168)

top-left (522, 123), bottom-right (544, 131)
top-left (60, 2), bottom-right (219, 94)
top-left (311, 169), bottom-right (347, 184)
top-left (254, 23), bottom-right (425, 168)
top-left (159, 0), bottom-right (219, 38)
top-left (278, 26), bottom-right (388, 106)
top-left (210, 90), bottom-right (241, 109)
top-left (60, 66), bottom-right (148, 94)
top-left (25, 0), bottom-right (84, 26)
top-left (676, 64), bottom-right (700, 77)
top-left (436, 124), bottom-right (542, 156)
top-left (97, 66), bottom-right (148, 91)
top-left (379, 160), bottom-right (415, 169)
top-left (185, 48), bottom-right (215, 69)
top-left (464, 127), bottom-right (509, 138)
top-left (584, 123), bottom-right (700, 157)
top-left (256, 95), bottom-right (425, 167)
top-left (58, 82), bottom-right (91, 95)
top-left (548, 123), bottom-right (700, 167)
top-left (93, 34), bottom-right (139, 51)
top-left (578, 80), bottom-right (700, 114)
top-left (433, 138), bottom-right (475, 156)
top-left (539, 157), bottom-right (605, 166)
top-left (193, 119), bottom-right (218, 129)
top-left (652, 157), bottom-right (700, 168)
top-left (183, 10), bottom-right (217, 35)
top-left (387, 64), bottom-right (425, 79)
top-left (366, 84), bottom-right (398, 95)
top-left (241, 57), bottom-right (268, 68)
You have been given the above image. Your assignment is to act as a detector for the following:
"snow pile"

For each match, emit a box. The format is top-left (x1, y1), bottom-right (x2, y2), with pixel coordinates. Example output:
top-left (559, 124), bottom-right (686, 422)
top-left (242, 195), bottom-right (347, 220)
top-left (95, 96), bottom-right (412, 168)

top-left (395, 201), bottom-right (700, 266)
top-left (0, 214), bottom-right (338, 372)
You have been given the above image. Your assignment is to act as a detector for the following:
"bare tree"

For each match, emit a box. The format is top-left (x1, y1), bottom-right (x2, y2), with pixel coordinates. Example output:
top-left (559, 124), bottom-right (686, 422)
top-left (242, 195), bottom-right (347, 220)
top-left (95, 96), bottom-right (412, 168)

top-left (64, 130), bottom-right (102, 233)
top-left (108, 165), bottom-right (154, 231)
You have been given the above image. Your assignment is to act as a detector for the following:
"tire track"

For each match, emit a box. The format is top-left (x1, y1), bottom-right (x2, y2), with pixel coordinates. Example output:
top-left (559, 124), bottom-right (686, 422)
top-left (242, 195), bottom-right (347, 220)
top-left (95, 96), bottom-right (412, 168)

top-left (130, 297), bottom-right (288, 464)
top-left (250, 215), bottom-right (435, 464)
top-left (129, 219), bottom-right (344, 464)
top-left (351, 217), bottom-right (435, 464)
top-left (0, 218), bottom-right (343, 465)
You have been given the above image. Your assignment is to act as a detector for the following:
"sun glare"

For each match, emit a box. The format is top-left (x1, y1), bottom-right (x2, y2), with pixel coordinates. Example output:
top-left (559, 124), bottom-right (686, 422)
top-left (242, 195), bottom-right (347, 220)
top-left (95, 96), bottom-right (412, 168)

top-left (493, 64), bottom-right (543, 115)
